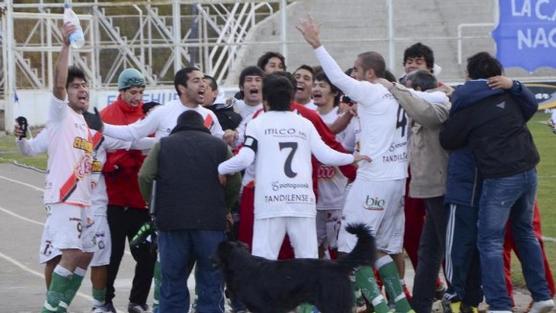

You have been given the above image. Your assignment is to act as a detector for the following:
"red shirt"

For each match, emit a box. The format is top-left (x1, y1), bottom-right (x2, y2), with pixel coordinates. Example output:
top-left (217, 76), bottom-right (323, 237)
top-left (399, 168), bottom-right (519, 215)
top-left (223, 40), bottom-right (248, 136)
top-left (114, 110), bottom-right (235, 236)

top-left (290, 102), bottom-right (357, 196)
top-left (101, 96), bottom-right (147, 209)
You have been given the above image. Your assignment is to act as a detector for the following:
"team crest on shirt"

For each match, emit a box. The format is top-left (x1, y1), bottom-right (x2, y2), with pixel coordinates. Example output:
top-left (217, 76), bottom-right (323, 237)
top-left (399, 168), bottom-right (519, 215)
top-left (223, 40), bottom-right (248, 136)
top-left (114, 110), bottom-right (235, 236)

top-left (74, 153), bottom-right (93, 179)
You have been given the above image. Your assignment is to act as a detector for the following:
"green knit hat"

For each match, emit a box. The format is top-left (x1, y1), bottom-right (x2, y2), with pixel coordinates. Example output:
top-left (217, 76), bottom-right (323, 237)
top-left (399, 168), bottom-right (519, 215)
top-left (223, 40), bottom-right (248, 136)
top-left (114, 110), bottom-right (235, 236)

top-left (118, 68), bottom-right (145, 90)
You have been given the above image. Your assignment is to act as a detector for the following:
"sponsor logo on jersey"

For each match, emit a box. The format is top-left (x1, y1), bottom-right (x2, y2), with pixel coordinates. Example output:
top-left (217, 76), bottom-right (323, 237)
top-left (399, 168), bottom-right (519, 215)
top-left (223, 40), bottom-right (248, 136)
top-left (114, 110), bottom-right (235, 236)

top-left (91, 160), bottom-right (103, 173)
top-left (317, 165), bottom-right (335, 179)
top-left (363, 196), bottom-right (386, 211)
top-left (264, 128), bottom-right (307, 139)
top-left (73, 136), bottom-right (94, 153)
top-left (271, 181), bottom-right (310, 191)
top-left (388, 141), bottom-right (407, 152)
top-left (382, 152), bottom-right (408, 163)
top-left (264, 193), bottom-right (310, 203)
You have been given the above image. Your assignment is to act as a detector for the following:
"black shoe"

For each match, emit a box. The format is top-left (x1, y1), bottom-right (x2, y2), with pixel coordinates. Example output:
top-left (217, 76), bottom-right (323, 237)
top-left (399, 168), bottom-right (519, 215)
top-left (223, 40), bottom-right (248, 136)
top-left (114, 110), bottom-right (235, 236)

top-left (128, 302), bottom-right (149, 313)
top-left (102, 302), bottom-right (117, 313)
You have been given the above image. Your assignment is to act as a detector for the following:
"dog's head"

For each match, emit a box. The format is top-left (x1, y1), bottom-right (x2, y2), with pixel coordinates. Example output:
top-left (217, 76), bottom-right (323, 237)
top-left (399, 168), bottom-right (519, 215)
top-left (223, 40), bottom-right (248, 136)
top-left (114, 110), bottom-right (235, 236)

top-left (216, 240), bottom-right (251, 271)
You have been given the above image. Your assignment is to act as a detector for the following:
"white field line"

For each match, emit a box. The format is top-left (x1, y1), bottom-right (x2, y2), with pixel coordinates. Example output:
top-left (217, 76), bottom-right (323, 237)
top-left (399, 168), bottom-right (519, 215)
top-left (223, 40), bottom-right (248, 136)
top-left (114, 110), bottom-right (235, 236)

top-left (3, 170), bottom-right (556, 243)
top-left (0, 250), bottom-right (94, 302)
top-left (0, 175), bottom-right (133, 256)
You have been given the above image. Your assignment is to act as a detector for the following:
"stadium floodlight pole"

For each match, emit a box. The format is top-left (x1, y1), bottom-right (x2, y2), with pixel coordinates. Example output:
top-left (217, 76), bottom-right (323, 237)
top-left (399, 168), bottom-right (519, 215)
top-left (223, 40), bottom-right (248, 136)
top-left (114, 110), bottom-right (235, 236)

top-left (172, 0), bottom-right (182, 73)
top-left (5, 0), bottom-right (15, 132)
top-left (280, 0), bottom-right (287, 61)
top-left (387, 0), bottom-right (395, 72)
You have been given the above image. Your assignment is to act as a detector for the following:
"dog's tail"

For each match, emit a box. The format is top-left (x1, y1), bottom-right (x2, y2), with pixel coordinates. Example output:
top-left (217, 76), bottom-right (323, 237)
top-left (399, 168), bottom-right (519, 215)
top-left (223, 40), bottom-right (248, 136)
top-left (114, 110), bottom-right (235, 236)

top-left (336, 223), bottom-right (375, 269)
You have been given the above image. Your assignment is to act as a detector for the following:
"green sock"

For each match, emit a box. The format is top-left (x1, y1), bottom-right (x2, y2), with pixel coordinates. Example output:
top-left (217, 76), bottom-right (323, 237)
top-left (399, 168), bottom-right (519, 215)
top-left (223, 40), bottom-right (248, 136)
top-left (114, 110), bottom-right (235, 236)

top-left (355, 266), bottom-right (391, 313)
top-left (92, 287), bottom-right (106, 308)
top-left (57, 267), bottom-right (86, 313)
top-left (297, 303), bottom-right (315, 313)
top-left (376, 256), bottom-right (413, 313)
top-left (153, 260), bottom-right (161, 310)
top-left (41, 266), bottom-right (73, 313)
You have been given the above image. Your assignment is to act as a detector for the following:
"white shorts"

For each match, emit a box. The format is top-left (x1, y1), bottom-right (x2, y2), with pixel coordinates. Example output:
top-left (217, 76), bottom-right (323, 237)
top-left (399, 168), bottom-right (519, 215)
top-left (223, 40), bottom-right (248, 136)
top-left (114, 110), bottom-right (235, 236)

top-left (316, 209), bottom-right (342, 249)
top-left (338, 178), bottom-right (405, 255)
top-left (90, 215), bottom-right (111, 267)
top-left (39, 203), bottom-right (96, 264)
top-left (252, 217), bottom-right (318, 260)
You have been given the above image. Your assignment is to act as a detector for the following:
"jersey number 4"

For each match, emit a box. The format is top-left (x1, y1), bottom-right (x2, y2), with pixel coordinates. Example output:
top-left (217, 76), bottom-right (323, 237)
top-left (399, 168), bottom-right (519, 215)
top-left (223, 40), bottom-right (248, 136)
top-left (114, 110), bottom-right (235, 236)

top-left (279, 142), bottom-right (298, 178)
top-left (396, 105), bottom-right (407, 138)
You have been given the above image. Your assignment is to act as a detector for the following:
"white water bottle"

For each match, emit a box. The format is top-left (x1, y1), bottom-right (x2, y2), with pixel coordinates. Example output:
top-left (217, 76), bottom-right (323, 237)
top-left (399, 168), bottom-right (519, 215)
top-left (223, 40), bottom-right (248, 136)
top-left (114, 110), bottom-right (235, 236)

top-left (63, 2), bottom-right (84, 49)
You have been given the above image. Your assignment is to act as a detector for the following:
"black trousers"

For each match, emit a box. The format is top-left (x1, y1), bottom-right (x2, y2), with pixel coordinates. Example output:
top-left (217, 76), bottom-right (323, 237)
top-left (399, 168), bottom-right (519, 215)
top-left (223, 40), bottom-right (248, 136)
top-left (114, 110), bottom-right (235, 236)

top-left (106, 205), bottom-right (157, 305)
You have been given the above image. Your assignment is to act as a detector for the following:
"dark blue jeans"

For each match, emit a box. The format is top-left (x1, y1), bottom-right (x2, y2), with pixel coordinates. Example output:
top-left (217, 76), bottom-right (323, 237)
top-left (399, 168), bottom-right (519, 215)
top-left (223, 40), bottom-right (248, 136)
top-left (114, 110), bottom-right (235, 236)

top-left (158, 229), bottom-right (225, 313)
top-left (444, 203), bottom-right (482, 306)
top-left (477, 169), bottom-right (551, 310)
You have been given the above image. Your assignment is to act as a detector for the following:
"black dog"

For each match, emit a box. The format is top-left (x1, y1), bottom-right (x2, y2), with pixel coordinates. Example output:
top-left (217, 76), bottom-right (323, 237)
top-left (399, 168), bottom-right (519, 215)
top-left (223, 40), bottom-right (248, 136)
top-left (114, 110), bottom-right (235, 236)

top-left (217, 223), bottom-right (375, 313)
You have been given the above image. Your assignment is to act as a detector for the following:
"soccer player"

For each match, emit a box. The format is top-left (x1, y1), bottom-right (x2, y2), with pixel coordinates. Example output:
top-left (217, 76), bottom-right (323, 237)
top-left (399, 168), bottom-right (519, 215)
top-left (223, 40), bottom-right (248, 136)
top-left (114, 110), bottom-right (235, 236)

top-left (312, 70), bottom-right (358, 258)
top-left (218, 73), bottom-right (367, 260)
top-left (88, 67), bottom-right (226, 142)
top-left (234, 66), bottom-right (264, 119)
top-left (38, 22), bottom-right (97, 313)
top-left (294, 65), bottom-right (317, 110)
top-left (15, 125), bottom-right (153, 313)
top-left (297, 16), bottom-right (414, 313)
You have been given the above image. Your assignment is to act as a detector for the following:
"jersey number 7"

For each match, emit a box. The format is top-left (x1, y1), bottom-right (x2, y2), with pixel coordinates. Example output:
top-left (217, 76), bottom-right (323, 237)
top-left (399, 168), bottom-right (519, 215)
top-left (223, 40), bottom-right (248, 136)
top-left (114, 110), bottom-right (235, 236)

top-left (279, 142), bottom-right (298, 178)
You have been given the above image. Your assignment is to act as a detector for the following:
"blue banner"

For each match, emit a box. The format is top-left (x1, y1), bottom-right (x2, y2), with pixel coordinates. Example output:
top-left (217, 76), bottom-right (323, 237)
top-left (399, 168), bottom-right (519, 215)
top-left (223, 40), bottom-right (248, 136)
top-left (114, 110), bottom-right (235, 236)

top-left (492, 0), bottom-right (556, 71)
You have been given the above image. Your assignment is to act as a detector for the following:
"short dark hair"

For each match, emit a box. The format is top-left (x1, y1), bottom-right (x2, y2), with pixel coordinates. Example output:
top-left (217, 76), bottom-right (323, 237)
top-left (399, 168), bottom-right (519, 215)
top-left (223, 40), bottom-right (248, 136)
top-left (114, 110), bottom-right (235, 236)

top-left (466, 52), bottom-right (503, 80)
top-left (262, 74), bottom-right (293, 111)
top-left (239, 66), bottom-right (264, 89)
top-left (358, 51), bottom-right (386, 78)
top-left (403, 42), bottom-right (435, 71)
top-left (314, 71), bottom-right (341, 106)
top-left (272, 71), bottom-right (297, 98)
top-left (257, 51), bottom-right (286, 71)
top-left (174, 67), bottom-right (200, 96)
top-left (204, 75), bottom-right (218, 91)
top-left (384, 70), bottom-right (397, 83)
top-left (406, 70), bottom-right (438, 91)
top-left (142, 101), bottom-right (162, 115)
top-left (66, 66), bottom-right (87, 88)
top-left (294, 64), bottom-right (315, 79)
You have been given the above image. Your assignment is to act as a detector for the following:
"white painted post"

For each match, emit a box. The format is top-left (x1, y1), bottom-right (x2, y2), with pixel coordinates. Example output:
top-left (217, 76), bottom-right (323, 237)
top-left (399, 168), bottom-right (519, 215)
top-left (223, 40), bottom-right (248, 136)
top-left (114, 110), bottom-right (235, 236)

top-left (280, 0), bottom-right (287, 61)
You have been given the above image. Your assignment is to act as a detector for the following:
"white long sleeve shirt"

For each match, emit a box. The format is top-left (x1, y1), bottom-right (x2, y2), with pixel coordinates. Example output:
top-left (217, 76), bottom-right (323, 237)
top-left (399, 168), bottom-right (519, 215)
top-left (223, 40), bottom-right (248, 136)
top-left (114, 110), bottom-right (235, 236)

top-left (18, 127), bottom-right (148, 216)
top-left (103, 99), bottom-right (224, 140)
top-left (315, 46), bottom-right (408, 181)
top-left (218, 111), bottom-right (354, 219)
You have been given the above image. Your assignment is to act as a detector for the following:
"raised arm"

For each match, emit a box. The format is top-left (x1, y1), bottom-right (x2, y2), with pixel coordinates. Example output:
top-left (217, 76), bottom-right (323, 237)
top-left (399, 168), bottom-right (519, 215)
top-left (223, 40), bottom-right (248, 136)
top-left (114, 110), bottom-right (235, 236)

top-left (297, 17), bottom-right (380, 105)
top-left (53, 23), bottom-right (75, 100)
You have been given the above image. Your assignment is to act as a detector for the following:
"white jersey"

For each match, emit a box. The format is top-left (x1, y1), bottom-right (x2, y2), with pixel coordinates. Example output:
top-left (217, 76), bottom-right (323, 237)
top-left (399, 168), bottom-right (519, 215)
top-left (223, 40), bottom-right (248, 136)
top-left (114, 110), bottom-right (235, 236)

top-left (234, 99), bottom-right (262, 120)
top-left (103, 99), bottom-right (224, 140)
top-left (17, 127), bottom-right (148, 215)
top-left (315, 46), bottom-right (409, 181)
top-left (316, 107), bottom-right (351, 210)
top-left (44, 96), bottom-right (95, 206)
top-left (218, 111), bottom-right (354, 219)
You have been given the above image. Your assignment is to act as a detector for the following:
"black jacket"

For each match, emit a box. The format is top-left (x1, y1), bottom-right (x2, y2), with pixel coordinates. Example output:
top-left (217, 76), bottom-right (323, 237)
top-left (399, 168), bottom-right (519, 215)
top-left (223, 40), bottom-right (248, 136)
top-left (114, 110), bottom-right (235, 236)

top-left (206, 102), bottom-right (242, 130)
top-left (440, 81), bottom-right (539, 179)
top-left (155, 125), bottom-right (229, 231)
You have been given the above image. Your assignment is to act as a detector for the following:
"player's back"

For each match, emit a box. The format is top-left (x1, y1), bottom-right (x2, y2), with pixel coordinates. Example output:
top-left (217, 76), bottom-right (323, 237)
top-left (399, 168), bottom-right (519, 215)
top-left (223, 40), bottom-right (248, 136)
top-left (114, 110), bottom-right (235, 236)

top-left (248, 111), bottom-right (317, 219)
top-left (356, 83), bottom-right (408, 181)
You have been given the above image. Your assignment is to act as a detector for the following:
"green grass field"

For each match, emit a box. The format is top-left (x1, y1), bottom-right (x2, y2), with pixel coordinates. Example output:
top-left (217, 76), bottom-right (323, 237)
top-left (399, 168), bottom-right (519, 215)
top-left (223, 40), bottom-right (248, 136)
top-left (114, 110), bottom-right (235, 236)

top-left (0, 113), bottom-right (555, 286)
